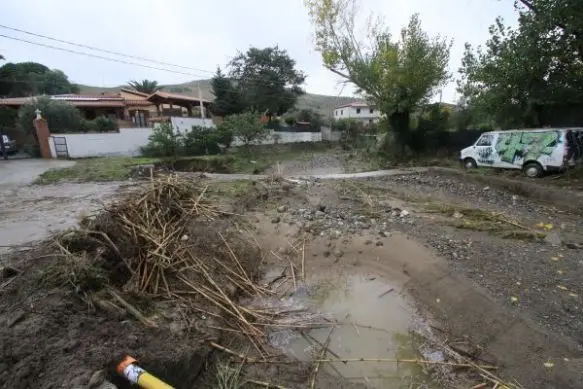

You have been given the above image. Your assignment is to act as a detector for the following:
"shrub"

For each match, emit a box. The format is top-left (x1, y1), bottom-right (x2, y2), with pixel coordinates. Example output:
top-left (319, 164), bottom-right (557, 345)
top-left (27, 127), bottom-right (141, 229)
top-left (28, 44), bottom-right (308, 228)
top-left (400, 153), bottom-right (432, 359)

top-left (215, 123), bottom-right (234, 148)
top-left (140, 123), bottom-right (182, 158)
top-left (221, 112), bottom-right (268, 148)
top-left (183, 126), bottom-right (221, 155)
top-left (94, 116), bottom-right (117, 132)
top-left (18, 96), bottom-right (83, 134)
top-left (80, 119), bottom-right (98, 133)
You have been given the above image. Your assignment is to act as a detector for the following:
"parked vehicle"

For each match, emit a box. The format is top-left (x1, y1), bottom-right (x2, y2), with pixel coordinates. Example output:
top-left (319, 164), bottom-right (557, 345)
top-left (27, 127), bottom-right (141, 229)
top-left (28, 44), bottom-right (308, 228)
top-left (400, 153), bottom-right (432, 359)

top-left (1, 134), bottom-right (17, 155)
top-left (460, 128), bottom-right (583, 177)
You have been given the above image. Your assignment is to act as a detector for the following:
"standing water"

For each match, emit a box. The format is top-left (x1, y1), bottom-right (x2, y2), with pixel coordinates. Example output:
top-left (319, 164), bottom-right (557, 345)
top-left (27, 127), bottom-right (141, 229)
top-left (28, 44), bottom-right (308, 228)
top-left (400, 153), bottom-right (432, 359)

top-left (282, 275), bottom-right (433, 388)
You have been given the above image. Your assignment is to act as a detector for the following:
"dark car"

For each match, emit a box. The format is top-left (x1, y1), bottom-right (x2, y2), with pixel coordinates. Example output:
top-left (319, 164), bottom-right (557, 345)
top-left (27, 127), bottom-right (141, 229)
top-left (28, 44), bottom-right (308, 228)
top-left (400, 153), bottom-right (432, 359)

top-left (1, 134), bottom-right (17, 155)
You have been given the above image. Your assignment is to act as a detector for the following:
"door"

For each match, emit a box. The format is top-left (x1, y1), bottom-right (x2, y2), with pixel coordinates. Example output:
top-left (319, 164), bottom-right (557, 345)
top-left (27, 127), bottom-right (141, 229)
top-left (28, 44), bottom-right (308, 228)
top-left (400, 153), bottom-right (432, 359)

top-left (473, 133), bottom-right (496, 166)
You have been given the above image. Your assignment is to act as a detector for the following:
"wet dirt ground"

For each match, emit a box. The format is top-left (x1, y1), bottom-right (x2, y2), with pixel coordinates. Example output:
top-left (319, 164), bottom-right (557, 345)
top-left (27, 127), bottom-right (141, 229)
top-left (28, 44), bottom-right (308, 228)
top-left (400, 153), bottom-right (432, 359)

top-left (2, 152), bottom-right (583, 388)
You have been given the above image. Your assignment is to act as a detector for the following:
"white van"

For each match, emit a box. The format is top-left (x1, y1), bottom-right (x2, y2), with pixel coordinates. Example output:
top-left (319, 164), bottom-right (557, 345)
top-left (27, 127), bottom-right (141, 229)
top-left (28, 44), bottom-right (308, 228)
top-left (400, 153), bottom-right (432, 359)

top-left (460, 128), bottom-right (583, 177)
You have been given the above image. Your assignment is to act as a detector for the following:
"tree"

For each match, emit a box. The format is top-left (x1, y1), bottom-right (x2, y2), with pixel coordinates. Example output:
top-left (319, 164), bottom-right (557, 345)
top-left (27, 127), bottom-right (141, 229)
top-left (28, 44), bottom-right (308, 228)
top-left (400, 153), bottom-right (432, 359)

top-left (228, 47), bottom-right (306, 115)
top-left (458, 3), bottom-right (583, 128)
top-left (18, 97), bottom-right (83, 134)
top-left (219, 113), bottom-right (269, 148)
top-left (211, 67), bottom-right (244, 116)
top-left (305, 1), bottom-right (451, 153)
top-left (0, 62), bottom-right (78, 97)
top-left (127, 79), bottom-right (162, 94)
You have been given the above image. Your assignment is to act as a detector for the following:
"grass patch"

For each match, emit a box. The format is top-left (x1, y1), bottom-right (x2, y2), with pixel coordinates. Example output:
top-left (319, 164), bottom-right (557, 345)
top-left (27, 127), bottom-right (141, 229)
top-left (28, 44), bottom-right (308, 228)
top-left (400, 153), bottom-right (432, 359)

top-left (34, 156), bottom-right (161, 184)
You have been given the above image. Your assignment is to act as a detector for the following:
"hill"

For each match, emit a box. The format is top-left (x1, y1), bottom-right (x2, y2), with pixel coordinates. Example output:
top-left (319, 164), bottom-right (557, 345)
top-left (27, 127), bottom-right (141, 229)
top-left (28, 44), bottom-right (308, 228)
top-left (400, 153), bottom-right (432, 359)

top-left (77, 79), bottom-right (359, 118)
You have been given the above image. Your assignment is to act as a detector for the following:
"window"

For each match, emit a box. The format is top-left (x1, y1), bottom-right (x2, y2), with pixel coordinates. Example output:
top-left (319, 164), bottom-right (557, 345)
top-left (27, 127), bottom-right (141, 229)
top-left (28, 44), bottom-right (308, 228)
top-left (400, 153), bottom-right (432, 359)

top-left (335, 111), bottom-right (338, 116)
top-left (476, 134), bottom-right (493, 146)
top-left (356, 108), bottom-right (361, 114)
top-left (370, 108), bottom-right (374, 114)
top-left (341, 110), bottom-right (343, 115)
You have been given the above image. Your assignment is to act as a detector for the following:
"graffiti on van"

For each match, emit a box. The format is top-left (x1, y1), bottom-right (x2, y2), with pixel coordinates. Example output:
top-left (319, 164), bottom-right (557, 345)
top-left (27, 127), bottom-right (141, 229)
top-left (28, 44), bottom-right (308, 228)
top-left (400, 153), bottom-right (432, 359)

top-left (495, 131), bottom-right (560, 163)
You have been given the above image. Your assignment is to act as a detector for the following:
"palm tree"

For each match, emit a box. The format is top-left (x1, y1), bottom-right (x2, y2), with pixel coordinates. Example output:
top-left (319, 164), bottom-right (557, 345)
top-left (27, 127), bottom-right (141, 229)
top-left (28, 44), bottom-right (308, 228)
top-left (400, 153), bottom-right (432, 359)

top-left (127, 79), bottom-right (163, 94)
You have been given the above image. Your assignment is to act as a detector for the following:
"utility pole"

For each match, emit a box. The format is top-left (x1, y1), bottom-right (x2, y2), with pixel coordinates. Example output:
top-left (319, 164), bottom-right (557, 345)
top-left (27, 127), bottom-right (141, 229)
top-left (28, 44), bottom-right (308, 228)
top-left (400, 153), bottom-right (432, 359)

top-left (198, 81), bottom-right (206, 127)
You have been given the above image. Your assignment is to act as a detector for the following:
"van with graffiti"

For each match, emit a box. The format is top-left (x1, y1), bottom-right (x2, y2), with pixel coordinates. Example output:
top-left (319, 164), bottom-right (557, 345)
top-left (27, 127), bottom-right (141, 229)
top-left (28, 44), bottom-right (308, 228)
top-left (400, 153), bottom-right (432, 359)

top-left (460, 128), bottom-right (583, 177)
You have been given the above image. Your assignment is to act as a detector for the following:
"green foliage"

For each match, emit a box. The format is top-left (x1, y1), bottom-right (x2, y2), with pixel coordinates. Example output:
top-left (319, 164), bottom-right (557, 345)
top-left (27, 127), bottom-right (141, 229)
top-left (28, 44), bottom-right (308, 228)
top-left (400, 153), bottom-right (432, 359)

top-left (215, 123), bottom-right (234, 148)
top-left (0, 62), bottom-right (78, 97)
top-left (0, 106), bottom-right (17, 130)
top-left (182, 126), bottom-right (221, 155)
top-left (80, 119), bottom-right (99, 133)
top-left (140, 123), bottom-right (182, 158)
top-left (229, 47), bottom-right (306, 115)
top-left (93, 116), bottom-right (117, 132)
top-left (18, 97), bottom-right (83, 134)
top-left (305, 1), bottom-right (451, 152)
top-left (283, 115), bottom-right (296, 126)
top-left (126, 79), bottom-right (162, 94)
top-left (211, 67), bottom-right (244, 116)
top-left (458, 1), bottom-right (583, 128)
top-left (141, 123), bottom-right (223, 158)
top-left (220, 112), bottom-right (269, 147)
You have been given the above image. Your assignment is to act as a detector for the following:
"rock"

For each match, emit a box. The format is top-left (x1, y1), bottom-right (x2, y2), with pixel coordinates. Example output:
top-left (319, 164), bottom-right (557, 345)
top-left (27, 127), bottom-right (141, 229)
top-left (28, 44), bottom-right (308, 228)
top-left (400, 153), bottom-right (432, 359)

top-left (399, 210), bottom-right (410, 218)
top-left (483, 186), bottom-right (490, 191)
top-left (375, 241), bottom-right (384, 247)
top-left (271, 216), bottom-right (281, 224)
top-left (180, 234), bottom-right (189, 241)
top-left (564, 242), bottom-right (583, 250)
top-left (544, 231), bottom-right (562, 246)
top-left (7, 310), bottom-right (26, 328)
top-left (0, 266), bottom-right (18, 279)
top-left (452, 211), bottom-right (463, 219)
top-left (379, 231), bottom-right (391, 238)
top-left (365, 240), bottom-right (373, 245)
top-left (277, 205), bottom-right (288, 213)
top-left (422, 350), bottom-right (445, 362)
top-left (317, 203), bottom-right (326, 212)
top-left (333, 249), bottom-right (344, 258)
top-left (88, 370), bottom-right (106, 389)
top-left (330, 230), bottom-right (342, 239)
top-left (323, 250), bottom-right (331, 258)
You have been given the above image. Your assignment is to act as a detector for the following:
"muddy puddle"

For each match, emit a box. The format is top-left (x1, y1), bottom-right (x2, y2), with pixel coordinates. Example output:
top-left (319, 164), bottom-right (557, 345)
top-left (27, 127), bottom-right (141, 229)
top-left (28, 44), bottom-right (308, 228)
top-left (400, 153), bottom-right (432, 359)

top-left (268, 274), bottom-right (435, 388)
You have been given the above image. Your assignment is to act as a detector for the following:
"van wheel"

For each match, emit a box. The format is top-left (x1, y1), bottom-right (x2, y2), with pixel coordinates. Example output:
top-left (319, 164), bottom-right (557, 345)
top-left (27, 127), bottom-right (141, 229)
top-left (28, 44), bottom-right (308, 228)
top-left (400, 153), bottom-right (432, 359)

top-left (463, 158), bottom-right (477, 169)
top-left (523, 162), bottom-right (543, 178)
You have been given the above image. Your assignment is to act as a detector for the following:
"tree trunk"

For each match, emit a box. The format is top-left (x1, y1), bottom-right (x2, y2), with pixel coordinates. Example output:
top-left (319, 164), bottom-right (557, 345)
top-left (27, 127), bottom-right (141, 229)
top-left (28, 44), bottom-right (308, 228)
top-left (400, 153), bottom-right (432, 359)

top-left (389, 110), bottom-right (411, 156)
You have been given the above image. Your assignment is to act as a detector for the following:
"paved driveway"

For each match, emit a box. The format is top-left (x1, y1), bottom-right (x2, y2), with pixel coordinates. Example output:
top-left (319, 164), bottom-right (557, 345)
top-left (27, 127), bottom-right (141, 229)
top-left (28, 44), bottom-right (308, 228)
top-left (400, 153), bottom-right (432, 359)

top-left (0, 159), bottom-right (124, 255)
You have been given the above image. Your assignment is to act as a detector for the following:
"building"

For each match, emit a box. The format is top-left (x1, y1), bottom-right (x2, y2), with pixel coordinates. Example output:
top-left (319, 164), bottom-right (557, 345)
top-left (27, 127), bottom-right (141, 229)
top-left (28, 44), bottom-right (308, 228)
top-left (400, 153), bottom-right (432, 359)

top-left (333, 102), bottom-right (381, 125)
top-left (0, 90), bottom-right (213, 129)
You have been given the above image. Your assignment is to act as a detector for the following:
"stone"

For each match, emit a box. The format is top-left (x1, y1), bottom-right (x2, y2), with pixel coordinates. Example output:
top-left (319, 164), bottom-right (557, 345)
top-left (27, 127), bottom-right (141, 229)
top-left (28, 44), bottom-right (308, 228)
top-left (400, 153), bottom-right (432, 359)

top-left (365, 240), bottom-right (373, 245)
top-left (452, 211), bottom-right (463, 219)
top-left (379, 231), bottom-right (391, 238)
top-left (399, 210), bottom-right (410, 218)
top-left (323, 250), bottom-right (331, 258)
top-left (333, 249), bottom-right (344, 258)
top-left (565, 242), bottom-right (583, 250)
top-left (88, 370), bottom-right (106, 389)
top-left (318, 203), bottom-right (326, 212)
top-left (271, 216), bottom-right (281, 224)
top-left (277, 205), bottom-right (288, 213)
top-left (483, 186), bottom-right (490, 191)
top-left (180, 234), bottom-right (189, 241)
top-left (375, 241), bottom-right (384, 247)
top-left (330, 230), bottom-right (342, 239)
top-left (7, 310), bottom-right (25, 328)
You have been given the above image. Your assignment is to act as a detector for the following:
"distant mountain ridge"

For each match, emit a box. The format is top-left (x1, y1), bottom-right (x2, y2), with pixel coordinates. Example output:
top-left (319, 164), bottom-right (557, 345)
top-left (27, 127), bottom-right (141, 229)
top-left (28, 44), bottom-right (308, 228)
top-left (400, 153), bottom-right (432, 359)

top-left (77, 79), bottom-right (360, 118)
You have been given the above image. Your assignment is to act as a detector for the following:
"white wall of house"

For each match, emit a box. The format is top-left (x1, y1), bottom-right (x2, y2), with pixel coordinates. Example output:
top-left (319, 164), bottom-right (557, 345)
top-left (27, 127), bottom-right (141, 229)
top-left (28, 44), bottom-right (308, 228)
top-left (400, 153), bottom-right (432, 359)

top-left (333, 105), bottom-right (381, 124)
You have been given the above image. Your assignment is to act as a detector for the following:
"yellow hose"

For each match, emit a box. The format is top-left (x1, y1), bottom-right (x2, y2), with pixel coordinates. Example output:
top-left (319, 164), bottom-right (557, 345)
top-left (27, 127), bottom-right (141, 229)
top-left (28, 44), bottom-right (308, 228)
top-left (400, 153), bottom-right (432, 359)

top-left (117, 355), bottom-right (174, 389)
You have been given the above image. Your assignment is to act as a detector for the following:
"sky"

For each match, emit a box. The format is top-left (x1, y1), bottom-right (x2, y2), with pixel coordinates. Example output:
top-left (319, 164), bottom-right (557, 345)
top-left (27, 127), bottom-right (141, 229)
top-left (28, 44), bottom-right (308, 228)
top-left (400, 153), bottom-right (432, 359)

top-left (0, 0), bottom-right (518, 104)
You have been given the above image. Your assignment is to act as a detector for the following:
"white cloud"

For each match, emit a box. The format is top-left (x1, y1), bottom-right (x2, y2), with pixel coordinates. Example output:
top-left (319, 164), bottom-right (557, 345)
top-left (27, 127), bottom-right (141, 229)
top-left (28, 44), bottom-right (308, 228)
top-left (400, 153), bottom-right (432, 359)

top-left (0, 0), bottom-right (518, 103)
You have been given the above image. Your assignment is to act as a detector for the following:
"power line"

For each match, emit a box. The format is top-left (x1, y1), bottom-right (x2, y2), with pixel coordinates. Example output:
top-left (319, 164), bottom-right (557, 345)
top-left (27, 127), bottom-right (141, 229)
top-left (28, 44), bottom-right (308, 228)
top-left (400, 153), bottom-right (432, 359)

top-left (0, 24), bottom-right (215, 75)
top-left (0, 33), bottom-right (208, 78)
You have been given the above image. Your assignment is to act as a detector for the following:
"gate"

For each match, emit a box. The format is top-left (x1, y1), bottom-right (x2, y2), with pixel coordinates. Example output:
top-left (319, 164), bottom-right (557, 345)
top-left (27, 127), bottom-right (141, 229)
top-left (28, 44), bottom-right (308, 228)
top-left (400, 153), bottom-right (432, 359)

top-left (52, 137), bottom-right (69, 158)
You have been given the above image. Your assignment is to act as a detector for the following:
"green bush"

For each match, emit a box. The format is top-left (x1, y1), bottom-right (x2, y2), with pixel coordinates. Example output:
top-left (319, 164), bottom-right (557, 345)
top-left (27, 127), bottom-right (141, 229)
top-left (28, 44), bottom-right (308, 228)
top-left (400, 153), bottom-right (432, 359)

top-left (183, 126), bottom-right (221, 155)
top-left (18, 96), bottom-right (83, 134)
top-left (140, 123), bottom-right (182, 158)
top-left (94, 116), bottom-right (117, 132)
top-left (80, 119), bottom-right (98, 133)
top-left (215, 123), bottom-right (234, 148)
top-left (221, 112), bottom-right (268, 147)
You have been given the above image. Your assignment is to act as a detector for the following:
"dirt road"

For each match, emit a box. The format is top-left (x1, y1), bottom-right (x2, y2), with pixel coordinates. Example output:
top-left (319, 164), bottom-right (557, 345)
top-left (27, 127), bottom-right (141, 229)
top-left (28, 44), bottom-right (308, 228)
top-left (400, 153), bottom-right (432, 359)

top-left (0, 160), bottom-right (125, 254)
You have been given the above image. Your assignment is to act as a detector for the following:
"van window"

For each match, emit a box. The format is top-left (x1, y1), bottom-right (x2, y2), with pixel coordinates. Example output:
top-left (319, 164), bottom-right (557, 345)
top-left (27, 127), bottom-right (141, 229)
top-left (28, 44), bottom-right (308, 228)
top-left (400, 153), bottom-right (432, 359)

top-left (476, 134), bottom-right (493, 146)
